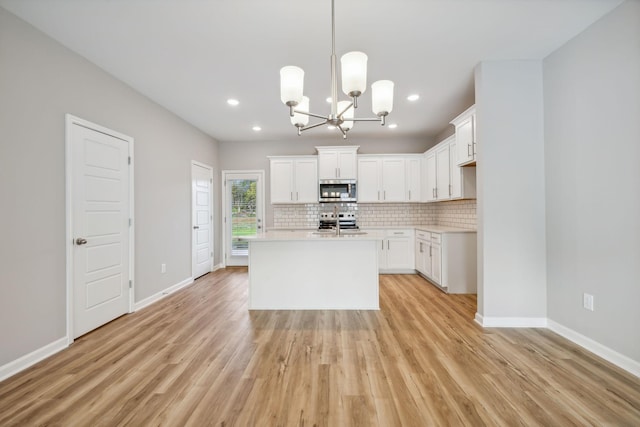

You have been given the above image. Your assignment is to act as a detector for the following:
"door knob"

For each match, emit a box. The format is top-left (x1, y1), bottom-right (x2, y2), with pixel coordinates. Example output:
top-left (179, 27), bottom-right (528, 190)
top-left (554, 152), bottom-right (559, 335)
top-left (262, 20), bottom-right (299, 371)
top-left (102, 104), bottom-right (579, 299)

top-left (75, 238), bottom-right (87, 245)
top-left (193, 226), bottom-right (200, 229)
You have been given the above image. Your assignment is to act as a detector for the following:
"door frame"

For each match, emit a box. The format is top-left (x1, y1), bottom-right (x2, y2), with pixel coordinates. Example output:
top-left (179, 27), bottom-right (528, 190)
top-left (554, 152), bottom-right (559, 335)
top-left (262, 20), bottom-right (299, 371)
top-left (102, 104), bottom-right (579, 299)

top-left (220, 170), bottom-right (265, 268)
top-left (191, 160), bottom-right (214, 278)
top-left (65, 114), bottom-right (135, 345)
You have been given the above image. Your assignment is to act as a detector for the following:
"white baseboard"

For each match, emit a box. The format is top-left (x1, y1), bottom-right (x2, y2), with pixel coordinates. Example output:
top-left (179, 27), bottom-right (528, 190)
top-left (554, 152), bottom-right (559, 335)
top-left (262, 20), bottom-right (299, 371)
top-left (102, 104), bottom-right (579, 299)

top-left (474, 313), bottom-right (548, 328)
top-left (212, 264), bottom-right (223, 272)
top-left (134, 276), bottom-right (194, 311)
top-left (0, 337), bottom-right (68, 382)
top-left (548, 320), bottom-right (640, 378)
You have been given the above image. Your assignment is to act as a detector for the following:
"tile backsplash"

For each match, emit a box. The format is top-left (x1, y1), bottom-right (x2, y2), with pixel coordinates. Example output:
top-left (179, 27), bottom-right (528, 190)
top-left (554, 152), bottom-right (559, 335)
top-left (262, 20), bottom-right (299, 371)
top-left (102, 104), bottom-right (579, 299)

top-left (272, 200), bottom-right (477, 229)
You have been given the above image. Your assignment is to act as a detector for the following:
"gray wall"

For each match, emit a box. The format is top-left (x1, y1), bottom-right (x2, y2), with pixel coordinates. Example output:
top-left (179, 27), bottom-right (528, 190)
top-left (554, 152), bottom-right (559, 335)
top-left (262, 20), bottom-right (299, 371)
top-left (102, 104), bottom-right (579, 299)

top-left (544, 0), bottom-right (640, 361)
top-left (0, 8), bottom-right (220, 365)
top-left (219, 136), bottom-right (433, 227)
top-left (475, 60), bottom-right (547, 321)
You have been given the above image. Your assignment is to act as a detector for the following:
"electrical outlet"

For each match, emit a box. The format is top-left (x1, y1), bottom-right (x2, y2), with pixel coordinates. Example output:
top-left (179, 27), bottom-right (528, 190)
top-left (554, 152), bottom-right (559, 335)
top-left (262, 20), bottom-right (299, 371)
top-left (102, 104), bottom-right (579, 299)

top-left (583, 293), bottom-right (594, 311)
top-left (161, 263), bottom-right (166, 274)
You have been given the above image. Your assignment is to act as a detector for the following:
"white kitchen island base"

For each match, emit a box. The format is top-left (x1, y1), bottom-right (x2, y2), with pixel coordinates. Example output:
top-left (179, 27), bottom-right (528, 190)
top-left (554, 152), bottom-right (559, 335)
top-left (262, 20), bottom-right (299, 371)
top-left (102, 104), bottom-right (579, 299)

top-left (247, 235), bottom-right (380, 310)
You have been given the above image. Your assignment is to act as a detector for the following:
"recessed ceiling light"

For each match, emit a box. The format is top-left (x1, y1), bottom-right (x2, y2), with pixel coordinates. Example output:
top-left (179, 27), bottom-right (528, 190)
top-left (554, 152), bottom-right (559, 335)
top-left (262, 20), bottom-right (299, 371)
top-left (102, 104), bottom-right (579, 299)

top-left (326, 97), bottom-right (332, 103)
top-left (227, 98), bottom-right (239, 106)
top-left (407, 94), bottom-right (420, 102)
top-left (252, 126), bottom-right (262, 131)
top-left (388, 123), bottom-right (398, 129)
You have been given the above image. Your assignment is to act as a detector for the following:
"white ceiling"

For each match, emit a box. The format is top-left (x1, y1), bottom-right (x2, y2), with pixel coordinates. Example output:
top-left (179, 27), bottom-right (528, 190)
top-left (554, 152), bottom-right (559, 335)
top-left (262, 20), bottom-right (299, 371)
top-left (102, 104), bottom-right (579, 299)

top-left (0, 0), bottom-right (623, 143)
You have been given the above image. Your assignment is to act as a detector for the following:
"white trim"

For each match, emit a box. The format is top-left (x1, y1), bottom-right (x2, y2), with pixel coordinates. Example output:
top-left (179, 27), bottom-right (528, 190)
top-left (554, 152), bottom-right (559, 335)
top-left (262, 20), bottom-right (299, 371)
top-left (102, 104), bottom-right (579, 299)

top-left (474, 313), bottom-right (548, 328)
top-left (221, 170), bottom-right (266, 268)
top-left (65, 114), bottom-right (135, 344)
top-left (191, 161), bottom-right (215, 278)
top-left (548, 320), bottom-right (640, 379)
top-left (134, 277), bottom-right (194, 311)
top-left (212, 263), bottom-right (224, 272)
top-left (0, 337), bottom-right (68, 382)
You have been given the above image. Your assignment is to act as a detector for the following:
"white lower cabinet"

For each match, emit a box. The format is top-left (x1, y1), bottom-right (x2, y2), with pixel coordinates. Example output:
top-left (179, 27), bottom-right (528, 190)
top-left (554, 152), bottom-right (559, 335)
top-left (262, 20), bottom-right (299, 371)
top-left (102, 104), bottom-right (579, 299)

top-left (375, 229), bottom-right (415, 272)
top-left (415, 228), bottom-right (476, 294)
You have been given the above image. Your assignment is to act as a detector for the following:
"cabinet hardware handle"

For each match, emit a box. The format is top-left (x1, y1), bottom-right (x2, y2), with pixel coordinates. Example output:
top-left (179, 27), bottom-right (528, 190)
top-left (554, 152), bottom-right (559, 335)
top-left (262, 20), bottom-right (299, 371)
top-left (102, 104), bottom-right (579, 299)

top-left (335, 167), bottom-right (338, 178)
top-left (193, 226), bottom-right (199, 230)
top-left (338, 167), bottom-right (341, 178)
top-left (449, 184), bottom-right (452, 196)
top-left (383, 190), bottom-right (386, 200)
top-left (378, 190), bottom-right (380, 201)
top-left (409, 190), bottom-right (411, 200)
top-left (430, 245), bottom-right (432, 257)
top-left (387, 240), bottom-right (390, 250)
top-left (473, 142), bottom-right (477, 156)
top-left (291, 192), bottom-right (293, 201)
top-left (296, 191), bottom-right (299, 201)
top-left (419, 242), bottom-right (423, 253)
top-left (75, 237), bottom-right (88, 245)
top-left (381, 240), bottom-right (384, 250)
top-left (467, 144), bottom-right (472, 157)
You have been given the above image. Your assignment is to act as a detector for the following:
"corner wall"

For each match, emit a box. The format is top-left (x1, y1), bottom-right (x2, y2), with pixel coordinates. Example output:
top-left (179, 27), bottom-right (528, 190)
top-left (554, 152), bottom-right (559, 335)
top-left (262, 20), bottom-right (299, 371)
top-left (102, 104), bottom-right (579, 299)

top-left (474, 60), bottom-right (547, 324)
top-left (543, 0), bottom-right (640, 363)
top-left (0, 7), bottom-right (220, 366)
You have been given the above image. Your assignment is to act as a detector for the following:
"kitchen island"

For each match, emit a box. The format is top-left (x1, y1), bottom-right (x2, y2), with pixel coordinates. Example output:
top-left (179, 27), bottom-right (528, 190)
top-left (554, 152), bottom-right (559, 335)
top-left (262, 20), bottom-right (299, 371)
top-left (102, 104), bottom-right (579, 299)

top-left (241, 230), bottom-right (384, 310)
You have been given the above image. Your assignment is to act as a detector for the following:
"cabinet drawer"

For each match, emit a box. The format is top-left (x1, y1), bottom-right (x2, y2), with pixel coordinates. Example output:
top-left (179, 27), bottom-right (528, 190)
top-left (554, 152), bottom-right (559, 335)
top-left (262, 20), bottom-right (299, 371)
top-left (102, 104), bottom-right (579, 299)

top-left (431, 233), bottom-right (441, 244)
top-left (415, 230), bottom-right (430, 240)
top-left (388, 229), bottom-right (412, 237)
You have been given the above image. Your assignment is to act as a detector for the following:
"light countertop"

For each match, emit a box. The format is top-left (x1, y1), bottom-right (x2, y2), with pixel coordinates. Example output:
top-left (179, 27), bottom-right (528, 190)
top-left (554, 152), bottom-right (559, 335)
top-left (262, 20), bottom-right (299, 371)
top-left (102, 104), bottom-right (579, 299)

top-left (268, 225), bottom-right (476, 234)
top-left (241, 229), bottom-right (386, 242)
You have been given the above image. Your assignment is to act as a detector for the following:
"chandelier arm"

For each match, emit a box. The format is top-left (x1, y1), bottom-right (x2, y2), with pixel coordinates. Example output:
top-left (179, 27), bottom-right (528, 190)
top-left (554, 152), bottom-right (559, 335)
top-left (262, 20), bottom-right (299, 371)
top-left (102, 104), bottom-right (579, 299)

top-left (293, 110), bottom-right (330, 121)
top-left (300, 120), bottom-right (330, 132)
top-left (351, 117), bottom-right (385, 123)
top-left (337, 101), bottom-right (354, 119)
top-left (337, 125), bottom-right (347, 139)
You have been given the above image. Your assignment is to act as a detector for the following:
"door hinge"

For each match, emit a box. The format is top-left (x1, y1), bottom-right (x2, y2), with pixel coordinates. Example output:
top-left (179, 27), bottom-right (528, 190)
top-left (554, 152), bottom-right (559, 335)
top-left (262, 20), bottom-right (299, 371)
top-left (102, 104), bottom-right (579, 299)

top-left (129, 218), bottom-right (132, 227)
top-left (210, 178), bottom-right (213, 184)
top-left (129, 280), bottom-right (132, 288)
top-left (128, 156), bottom-right (131, 165)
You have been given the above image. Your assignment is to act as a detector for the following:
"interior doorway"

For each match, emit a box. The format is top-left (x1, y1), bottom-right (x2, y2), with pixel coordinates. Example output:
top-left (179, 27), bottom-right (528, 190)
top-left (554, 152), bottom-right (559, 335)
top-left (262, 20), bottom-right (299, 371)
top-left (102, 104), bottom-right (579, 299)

top-left (65, 115), bottom-right (134, 341)
top-left (191, 161), bottom-right (214, 279)
top-left (222, 171), bottom-right (264, 266)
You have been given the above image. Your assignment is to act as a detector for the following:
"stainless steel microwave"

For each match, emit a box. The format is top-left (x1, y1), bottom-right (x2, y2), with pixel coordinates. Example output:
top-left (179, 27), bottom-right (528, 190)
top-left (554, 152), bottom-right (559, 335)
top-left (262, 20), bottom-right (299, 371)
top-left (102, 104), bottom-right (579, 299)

top-left (319, 179), bottom-right (357, 203)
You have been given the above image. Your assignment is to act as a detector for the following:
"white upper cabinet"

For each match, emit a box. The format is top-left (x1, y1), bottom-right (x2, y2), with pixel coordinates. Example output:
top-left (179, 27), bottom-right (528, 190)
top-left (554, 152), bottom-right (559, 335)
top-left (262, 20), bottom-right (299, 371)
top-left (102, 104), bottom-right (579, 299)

top-left (357, 155), bottom-right (408, 202)
top-left (269, 156), bottom-right (318, 204)
top-left (423, 135), bottom-right (476, 203)
top-left (436, 144), bottom-right (450, 200)
top-left (451, 105), bottom-right (476, 167)
top-left (316, 146), bottom-right (358, 179)
top-left (405, 156), bottom-right (422, 202)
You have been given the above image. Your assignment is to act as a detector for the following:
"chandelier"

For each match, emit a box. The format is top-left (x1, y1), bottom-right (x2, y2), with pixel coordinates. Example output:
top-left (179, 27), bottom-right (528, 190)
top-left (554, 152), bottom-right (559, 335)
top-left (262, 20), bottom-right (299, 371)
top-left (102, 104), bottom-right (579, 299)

top-left (279, 0), bottom-right (394, 139)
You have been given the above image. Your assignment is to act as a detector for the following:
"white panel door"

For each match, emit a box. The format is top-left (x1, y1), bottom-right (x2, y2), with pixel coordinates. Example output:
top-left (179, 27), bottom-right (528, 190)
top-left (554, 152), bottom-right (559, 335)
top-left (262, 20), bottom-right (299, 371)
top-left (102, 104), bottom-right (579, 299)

top-left (436, 145), bottom-right (450, 200)
top-left (225, 172), bottom-right (264, 266)
top-left (72, 124), bottom-right (130, 338)
top-left (357, 158), bottom-right (381, 202)
top-left (381, 158), bottom-right (405, 202)
top-left (192, 163), bottom-right (213, 279)
top-left (294, 158), bottom-right (318, 203)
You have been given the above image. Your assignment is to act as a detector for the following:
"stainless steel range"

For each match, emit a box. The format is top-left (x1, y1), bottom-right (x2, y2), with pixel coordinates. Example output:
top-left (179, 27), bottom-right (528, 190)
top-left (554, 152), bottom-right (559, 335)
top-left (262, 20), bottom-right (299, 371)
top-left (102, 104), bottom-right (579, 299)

top-left (318, 211), bottom-right (359, 230)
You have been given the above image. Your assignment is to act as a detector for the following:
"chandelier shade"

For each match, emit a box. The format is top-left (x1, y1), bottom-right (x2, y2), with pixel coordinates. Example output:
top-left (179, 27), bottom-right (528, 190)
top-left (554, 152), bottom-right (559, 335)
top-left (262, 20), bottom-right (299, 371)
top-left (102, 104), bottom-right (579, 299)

top-left (338, 100), bottom-right (354, 130)
top-left (279, 0), bottom-right (394, 138)
top-left (340, 51), bottom-right (368, 97)
top-left (280, 66), bottom-right (304, 106)
top-left (290, 96), bottom-right (310, 127)
top-left (372, 80), bottom-right (394, 116)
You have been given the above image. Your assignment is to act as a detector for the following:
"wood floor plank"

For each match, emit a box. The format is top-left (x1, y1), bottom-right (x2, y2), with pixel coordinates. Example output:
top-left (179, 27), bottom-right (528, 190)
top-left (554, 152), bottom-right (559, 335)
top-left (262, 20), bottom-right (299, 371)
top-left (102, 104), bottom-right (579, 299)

top-left (0, 267), bottom-right (638, 426)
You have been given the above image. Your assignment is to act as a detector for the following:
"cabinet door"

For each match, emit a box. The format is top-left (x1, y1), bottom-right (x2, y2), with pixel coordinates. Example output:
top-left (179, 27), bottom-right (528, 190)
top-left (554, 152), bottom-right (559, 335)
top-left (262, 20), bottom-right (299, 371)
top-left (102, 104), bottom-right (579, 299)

top-left (436, 144), bottom-right (450, 200)
top-left (415, 239), bottom-right (428, 274)
top-left (449, 141), bottom-right (462, 199)
top-left (270, 159), bottom-right (293, 203)
top-left (425, 152), bottom-right (437, 202)
top-left (294, 158), bottom-right (318, 203)
top-left (431, 242), bottom-right (442, 285)
top-left (456, 114), bottom-right (475, 166)
top-left (406, 158), bottom-right (421, 202)
top-left (318, 151), bottom-right (338, 179)
top-left (357, 158), bottom-right (381, 202)
top-left (386, 237), bottom-right (412, 270)
top-left (337, 150), bottom-right (357, 179)
top-left (381, 158), bottom-right (406, 202)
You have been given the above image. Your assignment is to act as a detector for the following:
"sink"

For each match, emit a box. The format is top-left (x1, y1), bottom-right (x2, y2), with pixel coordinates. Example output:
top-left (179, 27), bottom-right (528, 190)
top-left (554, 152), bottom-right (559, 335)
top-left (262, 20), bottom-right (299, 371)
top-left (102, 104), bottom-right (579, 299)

top-left (339, 231), bottom-right (368, 236)
top-left (312, 230), bottom-right (335, 235)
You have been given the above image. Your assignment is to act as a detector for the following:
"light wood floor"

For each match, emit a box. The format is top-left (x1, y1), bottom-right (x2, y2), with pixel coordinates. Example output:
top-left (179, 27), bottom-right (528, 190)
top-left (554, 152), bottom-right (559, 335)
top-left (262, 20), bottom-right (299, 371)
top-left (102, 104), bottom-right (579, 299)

top-left (1, 268), bottom-right (639, 426)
